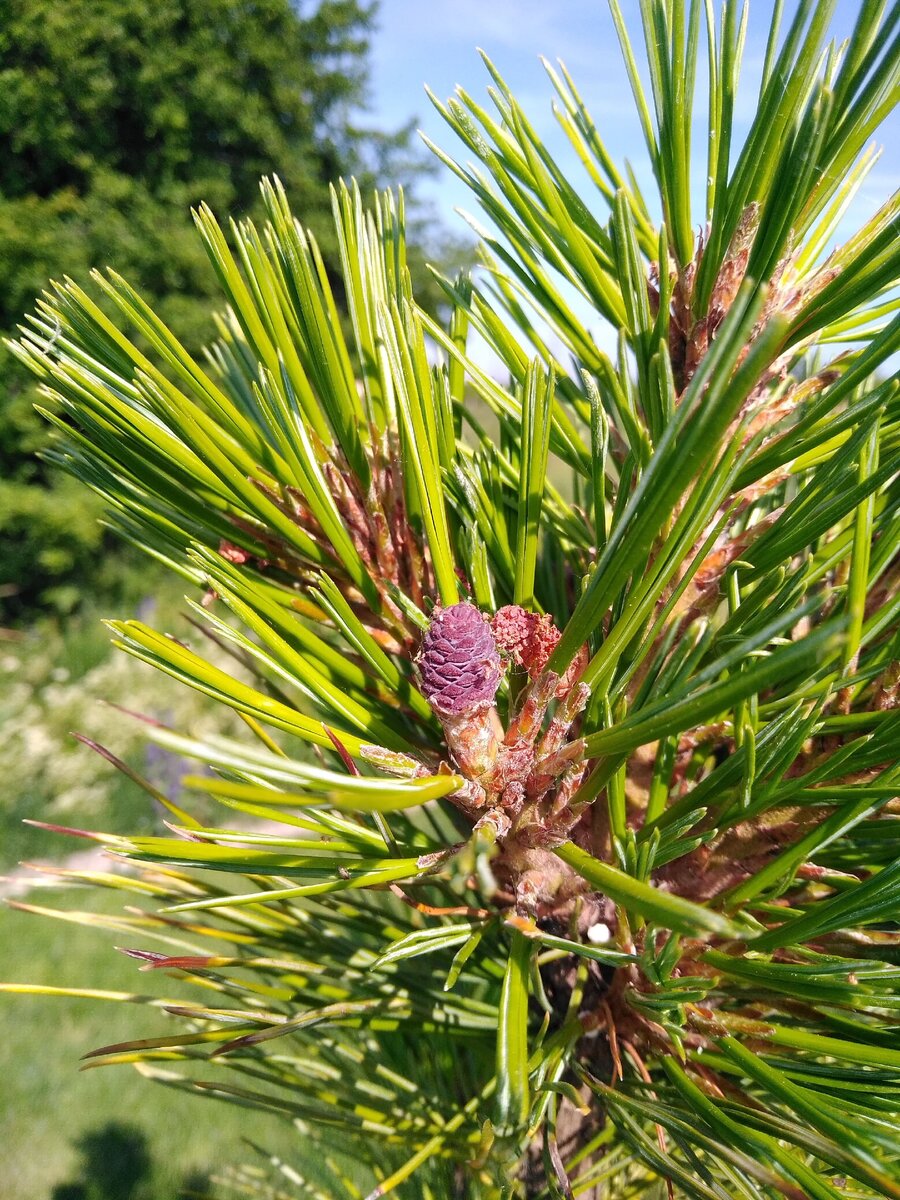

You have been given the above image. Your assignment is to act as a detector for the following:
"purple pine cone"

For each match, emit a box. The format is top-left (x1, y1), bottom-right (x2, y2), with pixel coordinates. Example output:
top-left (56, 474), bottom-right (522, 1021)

top-left (418, 603), bottom-right (502, 716)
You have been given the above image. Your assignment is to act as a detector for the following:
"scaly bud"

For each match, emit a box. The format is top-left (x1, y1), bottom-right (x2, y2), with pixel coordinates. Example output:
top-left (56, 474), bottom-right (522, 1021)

top-left (418, 603), bottom-right (502, 716)
top-left (417, 602), bottom-right (503, 784)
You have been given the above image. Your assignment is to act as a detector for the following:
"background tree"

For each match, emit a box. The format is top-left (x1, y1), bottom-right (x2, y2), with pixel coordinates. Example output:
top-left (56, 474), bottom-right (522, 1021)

top-left (0, 0), bottom-right (458, 619)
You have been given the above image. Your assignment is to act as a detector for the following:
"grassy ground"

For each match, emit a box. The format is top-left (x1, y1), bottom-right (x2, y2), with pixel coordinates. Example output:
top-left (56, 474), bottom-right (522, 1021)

top-left (1, 587), bottom-right (318, 1199)
top-left (0, 885), bottom-right (317, 1200)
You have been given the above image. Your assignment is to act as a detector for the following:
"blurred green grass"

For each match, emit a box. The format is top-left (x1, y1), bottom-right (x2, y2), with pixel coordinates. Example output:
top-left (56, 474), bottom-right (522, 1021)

top-left (0, 886), bottom-right (313, 1199)
top-left (0, 588), bottom-right (318, 1198)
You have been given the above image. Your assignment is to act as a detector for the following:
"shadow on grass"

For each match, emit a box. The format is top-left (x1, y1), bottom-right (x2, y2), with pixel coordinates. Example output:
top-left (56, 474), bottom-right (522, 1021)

top-left (50, 1122), bottom-right (211, 1200)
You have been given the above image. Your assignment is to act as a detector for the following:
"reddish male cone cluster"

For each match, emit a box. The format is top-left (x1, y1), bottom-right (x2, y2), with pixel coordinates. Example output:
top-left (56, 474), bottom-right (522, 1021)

top-left (415, 602), bottom-right (592, 887)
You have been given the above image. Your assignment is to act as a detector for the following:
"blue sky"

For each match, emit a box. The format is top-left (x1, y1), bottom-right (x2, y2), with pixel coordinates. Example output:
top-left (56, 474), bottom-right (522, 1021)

top-left (368, 1), bottom-right (898, 237)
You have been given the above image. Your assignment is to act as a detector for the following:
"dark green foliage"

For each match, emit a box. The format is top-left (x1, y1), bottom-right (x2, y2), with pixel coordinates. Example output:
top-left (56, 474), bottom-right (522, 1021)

top-left (0, 0), bottom-right (380, 320)
top-left (0, 0), bottom-right (459, 620)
